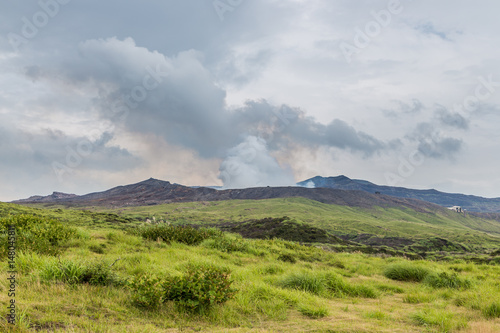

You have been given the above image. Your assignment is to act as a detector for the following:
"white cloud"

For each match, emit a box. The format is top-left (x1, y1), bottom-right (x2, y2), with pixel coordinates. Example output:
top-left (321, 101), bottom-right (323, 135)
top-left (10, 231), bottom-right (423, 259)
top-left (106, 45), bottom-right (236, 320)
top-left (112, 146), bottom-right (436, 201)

top-left (0, 0), bottom-right (499, 200)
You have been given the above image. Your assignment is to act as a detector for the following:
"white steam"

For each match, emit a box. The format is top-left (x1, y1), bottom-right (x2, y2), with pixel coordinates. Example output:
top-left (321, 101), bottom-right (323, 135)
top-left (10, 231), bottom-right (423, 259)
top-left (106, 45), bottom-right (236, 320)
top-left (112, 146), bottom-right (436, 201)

top-left (303, 181), bottom-right (315, 188)
top-left (218, 136), bottom-right (295, 189)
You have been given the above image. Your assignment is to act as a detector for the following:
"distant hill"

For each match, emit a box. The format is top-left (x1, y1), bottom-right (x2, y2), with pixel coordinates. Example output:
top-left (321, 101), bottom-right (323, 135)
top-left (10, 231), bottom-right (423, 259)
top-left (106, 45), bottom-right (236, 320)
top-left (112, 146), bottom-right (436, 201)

top-left (14, 191), bottom-right (78, 203)
top-left (13, 178), bottom-right (444, 214)
top-left (297, 176), bottom-right (500, 213)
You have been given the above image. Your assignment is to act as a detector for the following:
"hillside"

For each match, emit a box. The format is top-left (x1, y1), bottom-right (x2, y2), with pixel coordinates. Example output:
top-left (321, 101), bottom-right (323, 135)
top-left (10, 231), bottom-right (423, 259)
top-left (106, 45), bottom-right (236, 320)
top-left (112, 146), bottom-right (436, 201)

top-left (298, 176), bottom-right (500, 213)
top-left (103, 197), bottom-right (500, 254)
top-left (1, 202), bottom-right (500, 332)
top-left (7, 194), bottom-right (500, 256)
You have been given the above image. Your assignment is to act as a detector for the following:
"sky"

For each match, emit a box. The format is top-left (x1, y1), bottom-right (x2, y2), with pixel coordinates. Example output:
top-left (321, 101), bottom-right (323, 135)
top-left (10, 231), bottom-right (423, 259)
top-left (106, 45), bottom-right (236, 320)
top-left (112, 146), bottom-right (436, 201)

top-left (1, 0), bottom-right (499, 201)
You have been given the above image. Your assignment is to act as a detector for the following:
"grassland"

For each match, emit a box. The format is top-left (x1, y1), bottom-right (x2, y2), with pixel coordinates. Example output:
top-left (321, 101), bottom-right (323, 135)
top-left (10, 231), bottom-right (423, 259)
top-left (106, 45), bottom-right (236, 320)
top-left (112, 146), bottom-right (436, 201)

top-left (1, 200), bottom-right (500, 332)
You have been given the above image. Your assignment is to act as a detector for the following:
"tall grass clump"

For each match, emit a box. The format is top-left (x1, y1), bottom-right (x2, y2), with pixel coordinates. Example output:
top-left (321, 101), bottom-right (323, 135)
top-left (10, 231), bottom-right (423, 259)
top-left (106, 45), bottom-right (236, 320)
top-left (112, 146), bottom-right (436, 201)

top-left (411, 308), bottom-right (467, 332)
top-left (384, 263), bottom-right (431, 282)
top-left (482, 302), bottom-right (500, 319)
top-left (423, 272), bottom-right (473, 290)
top-left (277, 271), bottom-right (325, 295)
top-left (40, 259), bottom-right (120, 286)
top-left (0, 214), bottom-right (76, 256)
top-left (277, 271), bottom-right (377, 298)
top-left (324, 272), bottom-right (377, 298)
top-left (130, 224), bottom-right (221, 245)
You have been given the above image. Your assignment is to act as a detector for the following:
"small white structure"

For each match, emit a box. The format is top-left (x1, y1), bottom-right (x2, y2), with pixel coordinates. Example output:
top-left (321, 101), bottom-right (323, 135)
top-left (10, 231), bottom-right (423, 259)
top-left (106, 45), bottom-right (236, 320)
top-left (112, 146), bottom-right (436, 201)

top-left (448, 206), bottom-right (463, 213)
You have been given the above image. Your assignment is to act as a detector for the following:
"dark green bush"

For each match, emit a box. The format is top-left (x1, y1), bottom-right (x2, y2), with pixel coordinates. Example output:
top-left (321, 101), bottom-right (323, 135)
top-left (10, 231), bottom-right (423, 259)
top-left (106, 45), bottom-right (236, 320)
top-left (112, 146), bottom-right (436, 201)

top-left (0, 214), bottom-right (76, 256)
top-left (277, 253), bottom-right (296, 263)
top-left (384, 264), bottom-right (431, 282)
top-left (423, 272), bottom-right (472, 290)
top-left (79, 261), bottom-right (120, 286)
top-left (163, 265), bottom-right (237, 312)
top-left (130, 224), bottom-right (221, 246)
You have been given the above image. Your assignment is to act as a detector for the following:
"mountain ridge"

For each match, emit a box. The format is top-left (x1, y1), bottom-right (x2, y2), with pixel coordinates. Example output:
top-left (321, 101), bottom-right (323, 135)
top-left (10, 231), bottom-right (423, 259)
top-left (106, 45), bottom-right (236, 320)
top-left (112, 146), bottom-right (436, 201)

top-left (12, 177), bottom-right (446, 214)
top-left (13, 175), bottom-right (500, 212)
top-left (298, 175), bottom-right (500, 213)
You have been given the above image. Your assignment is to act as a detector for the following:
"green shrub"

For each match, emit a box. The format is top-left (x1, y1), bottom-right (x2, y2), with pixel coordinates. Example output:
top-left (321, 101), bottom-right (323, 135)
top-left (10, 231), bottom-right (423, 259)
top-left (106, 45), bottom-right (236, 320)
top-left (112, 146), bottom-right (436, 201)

top-left (423, 272), bottom-right (472, 290)
top-left (384, 263), bottom-right (431, 282)
top-left (277, 253), bottom-right (296, 263)
top-left (0, 214), bottom-right (76, 256)
top-left (130, 224), bottom-right (221, 246)
top-left (163, 264), bottom-right (237, 312)
top-left (88, 243), bottom-right (106, 254)
top-left (482, 302), bottom-right (500, 319)
top-left (202, 234), bottom-right (248, 253)
top-left (128, 273), bottom-right (165, 308)
top-left (79, 261), bottom-right (120, 286)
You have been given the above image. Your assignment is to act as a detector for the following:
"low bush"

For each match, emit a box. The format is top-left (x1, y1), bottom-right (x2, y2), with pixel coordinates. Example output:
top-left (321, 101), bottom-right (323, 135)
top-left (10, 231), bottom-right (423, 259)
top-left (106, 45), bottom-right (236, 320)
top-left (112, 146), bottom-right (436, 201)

top-left (130, 224), bottom-right (221, 246)
top-left (163, 264), bottom-right (237, 312)
top-left (277, 253), bottom-right (296, 263)
top-left (0, 214), bottom-right (76, 256)
top-left (128, 273), bottom-right (165, 308)
top-left (384, 263), bottom-right (431, 282)
top-left (202, 234), bottom-right (249, 253)
top-left (423, 272), bottom-right (473, 290)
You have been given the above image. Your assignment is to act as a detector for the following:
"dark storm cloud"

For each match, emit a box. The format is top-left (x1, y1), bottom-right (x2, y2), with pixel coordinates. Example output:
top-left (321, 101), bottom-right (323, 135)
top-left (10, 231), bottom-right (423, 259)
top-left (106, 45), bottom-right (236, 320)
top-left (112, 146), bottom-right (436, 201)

top-left (408, 122), bottom-right (463, 159)
top-left (0, 124), bottom-right (141, 178)
top-left (44, 37), bottom-right (388, 158)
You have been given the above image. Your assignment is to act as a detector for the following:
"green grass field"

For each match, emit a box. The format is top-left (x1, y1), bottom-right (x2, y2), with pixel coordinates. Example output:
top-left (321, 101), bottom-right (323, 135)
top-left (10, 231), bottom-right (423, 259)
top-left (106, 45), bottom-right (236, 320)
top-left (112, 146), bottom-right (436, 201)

top-left (1, 200), bottom-right (500, 332)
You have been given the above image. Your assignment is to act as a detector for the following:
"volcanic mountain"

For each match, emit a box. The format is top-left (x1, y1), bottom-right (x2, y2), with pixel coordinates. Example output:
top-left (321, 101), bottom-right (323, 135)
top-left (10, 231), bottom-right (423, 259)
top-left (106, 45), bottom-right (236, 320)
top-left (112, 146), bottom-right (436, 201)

top-left (13, 177), bottom-right (443, 213)
top-left (298, 176), bottom-right (500, 213)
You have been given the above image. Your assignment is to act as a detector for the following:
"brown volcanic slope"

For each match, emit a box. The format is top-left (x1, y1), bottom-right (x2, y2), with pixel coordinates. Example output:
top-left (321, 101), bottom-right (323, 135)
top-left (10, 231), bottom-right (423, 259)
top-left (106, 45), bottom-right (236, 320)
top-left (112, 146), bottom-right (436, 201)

top-left (13, 178), bottom-right (444, 212)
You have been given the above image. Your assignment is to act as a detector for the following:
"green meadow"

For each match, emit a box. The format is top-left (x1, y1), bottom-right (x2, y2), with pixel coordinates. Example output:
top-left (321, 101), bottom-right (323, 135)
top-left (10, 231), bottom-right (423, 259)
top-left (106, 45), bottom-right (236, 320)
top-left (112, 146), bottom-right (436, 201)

top-left (1, 200), bottom-right (500, 332)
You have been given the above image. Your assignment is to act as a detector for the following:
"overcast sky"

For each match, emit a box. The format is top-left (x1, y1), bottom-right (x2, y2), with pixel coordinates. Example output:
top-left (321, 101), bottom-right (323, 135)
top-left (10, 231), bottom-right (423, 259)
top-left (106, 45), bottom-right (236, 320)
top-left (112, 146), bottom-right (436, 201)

top-left (1, 0), bottom-right (499, 201)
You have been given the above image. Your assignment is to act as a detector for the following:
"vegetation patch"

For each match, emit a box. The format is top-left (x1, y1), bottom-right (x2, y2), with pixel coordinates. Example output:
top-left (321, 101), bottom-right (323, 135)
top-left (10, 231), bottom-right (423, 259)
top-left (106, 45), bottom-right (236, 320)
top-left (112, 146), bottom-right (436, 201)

top-left (423, 272), bottom-right (473, 289)
top-left (384, 263), bottom-right (432, 282)
top-left (129, 223), bottom-right (221, 245)
top-left (40, 259), bottom-right (121, 286)
top-left (0, 214), bottom-right (76, 256)
top-left (277, 271), bottom-right (377, 299)
top-left (213, 216), bottom-right (348, 245)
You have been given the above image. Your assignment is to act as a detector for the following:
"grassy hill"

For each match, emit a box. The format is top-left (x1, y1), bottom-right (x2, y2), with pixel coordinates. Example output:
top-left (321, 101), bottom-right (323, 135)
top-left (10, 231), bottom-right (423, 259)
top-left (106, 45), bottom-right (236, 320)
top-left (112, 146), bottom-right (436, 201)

top-left (94, 198), bottom-right (500, 252)
top-left (1, 202), bottom-right (500, 332)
